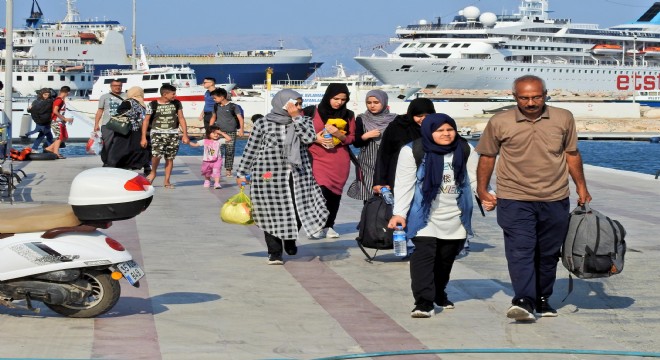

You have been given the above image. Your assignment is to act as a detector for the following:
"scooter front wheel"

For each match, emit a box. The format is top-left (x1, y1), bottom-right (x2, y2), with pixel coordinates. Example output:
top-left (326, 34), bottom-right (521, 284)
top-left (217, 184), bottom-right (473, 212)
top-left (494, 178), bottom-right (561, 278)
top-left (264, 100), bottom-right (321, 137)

top-left (46, 270), bottom-right (121, 318)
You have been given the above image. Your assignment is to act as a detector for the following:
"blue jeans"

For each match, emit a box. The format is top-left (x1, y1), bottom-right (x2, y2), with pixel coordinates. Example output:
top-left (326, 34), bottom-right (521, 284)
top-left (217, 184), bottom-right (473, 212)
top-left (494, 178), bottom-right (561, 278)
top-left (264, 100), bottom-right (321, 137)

top-left (31, 124), bottom-right (54, 150)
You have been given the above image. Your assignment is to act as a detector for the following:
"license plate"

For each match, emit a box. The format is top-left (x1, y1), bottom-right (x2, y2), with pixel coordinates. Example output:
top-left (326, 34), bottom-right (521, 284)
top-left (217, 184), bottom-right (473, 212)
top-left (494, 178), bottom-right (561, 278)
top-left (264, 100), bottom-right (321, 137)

top-left (117, 260), bottom-right (145, 285)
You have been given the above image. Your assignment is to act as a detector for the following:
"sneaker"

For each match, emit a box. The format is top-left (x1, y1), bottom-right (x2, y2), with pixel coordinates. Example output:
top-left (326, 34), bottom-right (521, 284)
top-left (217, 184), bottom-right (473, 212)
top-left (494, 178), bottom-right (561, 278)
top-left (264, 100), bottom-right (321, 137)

top-left (435, 298), bottom-right (455, 310)
top-left (267, 253), bottom-right (284, 265)
top-left (214, 182), bottom-right (222, 189)
top-left (325, 227), bottom-right (340, 238)
top-left (284, 240), bottom-right (298, 256)
top-left (203, 180), bottom-right (211, 188)
top-left (309, 228), bottom-right (327, 240)
top-left (507, 298), bottom-right (536, 322)
top-left (411, 302), bottom-right (434, 318)
top-left (536, 297), bottom-right (558, 317)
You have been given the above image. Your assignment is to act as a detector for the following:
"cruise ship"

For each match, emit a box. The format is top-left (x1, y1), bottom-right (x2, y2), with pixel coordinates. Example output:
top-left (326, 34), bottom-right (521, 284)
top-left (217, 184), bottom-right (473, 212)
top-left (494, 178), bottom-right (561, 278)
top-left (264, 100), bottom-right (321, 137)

top-left (1, 0), bottom-right (322, 88)
top-left (354, 0), bottom-right (660, 93)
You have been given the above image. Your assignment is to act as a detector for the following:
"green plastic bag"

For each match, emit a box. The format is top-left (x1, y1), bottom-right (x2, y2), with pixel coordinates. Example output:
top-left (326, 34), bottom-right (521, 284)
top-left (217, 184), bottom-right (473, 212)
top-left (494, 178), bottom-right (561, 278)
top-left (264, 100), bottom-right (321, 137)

top-left (220, 187), bottom-right (254, 225)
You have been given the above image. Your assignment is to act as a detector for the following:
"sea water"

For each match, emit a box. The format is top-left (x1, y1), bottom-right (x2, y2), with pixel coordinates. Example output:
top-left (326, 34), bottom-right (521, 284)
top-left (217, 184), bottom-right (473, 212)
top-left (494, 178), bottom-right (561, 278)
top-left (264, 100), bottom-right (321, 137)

top-left (27, 140), bottom-right (660, 176)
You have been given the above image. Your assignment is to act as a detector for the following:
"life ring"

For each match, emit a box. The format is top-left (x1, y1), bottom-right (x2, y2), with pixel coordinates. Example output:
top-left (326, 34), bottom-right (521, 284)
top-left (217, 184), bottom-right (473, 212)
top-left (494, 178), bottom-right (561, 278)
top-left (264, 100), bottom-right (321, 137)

top-left (27, 152), bottom-right (58, 161)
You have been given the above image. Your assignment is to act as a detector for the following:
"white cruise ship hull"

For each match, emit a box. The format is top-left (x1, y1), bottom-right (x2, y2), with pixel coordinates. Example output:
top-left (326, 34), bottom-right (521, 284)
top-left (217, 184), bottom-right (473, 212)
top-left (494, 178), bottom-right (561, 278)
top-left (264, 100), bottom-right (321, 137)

top-left (354, 0), bottom-right (660, 94)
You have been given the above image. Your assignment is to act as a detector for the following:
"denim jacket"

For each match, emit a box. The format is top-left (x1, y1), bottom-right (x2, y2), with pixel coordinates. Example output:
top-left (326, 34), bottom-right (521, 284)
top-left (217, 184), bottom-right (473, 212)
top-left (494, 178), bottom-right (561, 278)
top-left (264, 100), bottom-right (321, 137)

top-left (405, 148), bottom-right (474, 240)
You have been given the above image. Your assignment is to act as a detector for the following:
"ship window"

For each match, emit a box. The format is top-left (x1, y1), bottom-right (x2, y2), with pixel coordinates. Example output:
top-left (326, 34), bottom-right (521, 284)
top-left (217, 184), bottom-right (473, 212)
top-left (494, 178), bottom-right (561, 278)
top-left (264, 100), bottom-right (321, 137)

top-left (402, 44), bottom-right (410, 48)
top-left (176, 74), bottom-right (181, 79)
top-left (461, 44), bottom-right (470, 48)
top-left (165, 74), bottom-right (173, 79)
top-left (142, 75), bottom-right (150, 81)
top-left (439, 44), bottom-right (448, 48)
top-left (16, 76), bottom-right (22, 81)
top-left (417, 43), bottom-right (424, 48)
top-left (70, 76), bottom-right (75, 81)
top-left (144, 88), bottom-right (158, 94)
top-left (428, 44), bottom-right (437, 48)
top-left (452, 43), bottom-right (461, 48)
top-left (48, 76), bottom-right (54, 81)
top-left (60, 75), bottom-right (66, 81)
top-left (150, 75), bottom-right (159, 80)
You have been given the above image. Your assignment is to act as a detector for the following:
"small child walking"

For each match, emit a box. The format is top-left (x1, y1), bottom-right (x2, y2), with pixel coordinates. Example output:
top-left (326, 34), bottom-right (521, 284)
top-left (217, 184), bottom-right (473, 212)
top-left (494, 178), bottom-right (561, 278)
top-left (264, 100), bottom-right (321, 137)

top-left (189, 124), bottom-right (232, 189)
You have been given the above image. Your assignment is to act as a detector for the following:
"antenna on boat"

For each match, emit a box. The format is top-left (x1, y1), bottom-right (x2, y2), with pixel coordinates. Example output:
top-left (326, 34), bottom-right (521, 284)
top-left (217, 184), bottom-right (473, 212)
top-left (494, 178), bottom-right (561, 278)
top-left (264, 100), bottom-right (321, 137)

top-left (278, 39), bottom-right (284, 50)
top-left (63, 0), bottom-right (80, 22)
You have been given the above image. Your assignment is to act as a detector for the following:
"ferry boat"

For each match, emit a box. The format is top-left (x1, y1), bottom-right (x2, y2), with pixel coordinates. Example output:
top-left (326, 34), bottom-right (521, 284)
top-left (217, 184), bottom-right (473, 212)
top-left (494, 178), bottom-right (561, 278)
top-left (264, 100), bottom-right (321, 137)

top-left (67, 46), bottom-right (235, 130)
top-left (0, 58), bottom-right (93, 97)
top-left (233, 63), bottom-right (421, 116)
top-left (1, 0), bottom-right (322, 88)
top-left (354, 0), bottom-right (660, 93)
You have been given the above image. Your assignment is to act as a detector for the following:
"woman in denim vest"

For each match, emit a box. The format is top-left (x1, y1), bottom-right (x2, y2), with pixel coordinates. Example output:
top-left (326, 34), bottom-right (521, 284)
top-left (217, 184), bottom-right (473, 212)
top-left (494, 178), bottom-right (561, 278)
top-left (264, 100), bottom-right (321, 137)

top-left (388, 113), bottom-right (479, 318)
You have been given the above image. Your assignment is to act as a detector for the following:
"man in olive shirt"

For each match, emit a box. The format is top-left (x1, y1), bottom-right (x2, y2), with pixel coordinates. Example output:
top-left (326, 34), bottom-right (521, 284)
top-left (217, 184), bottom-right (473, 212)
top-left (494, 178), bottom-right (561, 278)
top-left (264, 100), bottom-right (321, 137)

top-left (475, 75), bottom-right (591, 322)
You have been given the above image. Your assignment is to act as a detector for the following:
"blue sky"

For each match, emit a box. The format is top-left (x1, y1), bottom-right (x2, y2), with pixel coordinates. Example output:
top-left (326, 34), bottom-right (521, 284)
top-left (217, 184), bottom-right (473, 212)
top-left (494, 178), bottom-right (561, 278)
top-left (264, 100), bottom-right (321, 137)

top-left (2, 0), bottom-right (654, 40)
top-left (2, 0), bottom-right (657, 73)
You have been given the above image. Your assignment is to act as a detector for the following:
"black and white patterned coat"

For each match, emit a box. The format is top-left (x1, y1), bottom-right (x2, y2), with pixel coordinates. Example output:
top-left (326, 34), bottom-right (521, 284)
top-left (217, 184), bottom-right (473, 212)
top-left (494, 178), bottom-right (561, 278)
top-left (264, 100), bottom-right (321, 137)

top-left (237, 116), bottom-right (328, 241)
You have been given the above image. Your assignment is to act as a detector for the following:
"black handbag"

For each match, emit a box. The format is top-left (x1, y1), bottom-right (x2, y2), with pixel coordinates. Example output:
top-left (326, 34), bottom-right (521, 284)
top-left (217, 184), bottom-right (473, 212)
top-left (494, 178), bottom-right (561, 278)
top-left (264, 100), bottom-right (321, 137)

top-left (105, 114), bottom-right (131, 135)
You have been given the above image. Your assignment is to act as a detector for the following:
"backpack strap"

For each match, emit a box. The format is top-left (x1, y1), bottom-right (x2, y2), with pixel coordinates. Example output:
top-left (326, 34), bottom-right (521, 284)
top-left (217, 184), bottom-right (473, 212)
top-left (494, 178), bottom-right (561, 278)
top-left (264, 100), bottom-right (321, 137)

top-left (149, 100), bottom-right (158, 123)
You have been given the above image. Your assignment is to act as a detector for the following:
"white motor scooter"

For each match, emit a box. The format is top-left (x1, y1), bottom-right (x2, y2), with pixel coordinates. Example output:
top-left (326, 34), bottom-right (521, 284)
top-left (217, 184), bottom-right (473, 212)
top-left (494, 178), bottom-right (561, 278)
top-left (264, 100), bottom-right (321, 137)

top-left (0, 168), bottom-right (154, 318)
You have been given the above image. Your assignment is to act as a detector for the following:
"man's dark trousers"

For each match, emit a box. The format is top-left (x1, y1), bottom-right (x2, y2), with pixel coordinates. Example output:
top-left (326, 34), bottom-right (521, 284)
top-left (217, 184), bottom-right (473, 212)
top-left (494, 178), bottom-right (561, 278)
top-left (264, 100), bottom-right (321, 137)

top-left (497, 198), bottom-right (570, 308)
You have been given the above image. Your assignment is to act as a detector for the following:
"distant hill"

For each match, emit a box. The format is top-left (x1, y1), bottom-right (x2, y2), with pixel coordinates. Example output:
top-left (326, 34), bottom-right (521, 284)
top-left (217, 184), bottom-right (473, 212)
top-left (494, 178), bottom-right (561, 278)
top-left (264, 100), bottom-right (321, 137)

top-left (143, 34), bottom-right (396, 79)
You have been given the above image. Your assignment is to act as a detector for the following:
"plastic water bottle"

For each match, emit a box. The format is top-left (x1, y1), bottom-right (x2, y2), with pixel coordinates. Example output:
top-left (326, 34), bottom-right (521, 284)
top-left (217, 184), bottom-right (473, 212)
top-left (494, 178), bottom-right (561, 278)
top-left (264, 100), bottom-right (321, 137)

top-left (381, 187), bottom-right (394, 205)
top-left (322, 129), bottom-right (334, 149)
top-left (393, 226), bottom-right (407, 257)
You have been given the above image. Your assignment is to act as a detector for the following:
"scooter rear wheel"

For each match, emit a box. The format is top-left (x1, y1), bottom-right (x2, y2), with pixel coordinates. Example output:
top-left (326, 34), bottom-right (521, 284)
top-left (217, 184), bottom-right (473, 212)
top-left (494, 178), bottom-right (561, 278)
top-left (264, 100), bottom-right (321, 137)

top-left (45, 270), bottom-right (121, 318)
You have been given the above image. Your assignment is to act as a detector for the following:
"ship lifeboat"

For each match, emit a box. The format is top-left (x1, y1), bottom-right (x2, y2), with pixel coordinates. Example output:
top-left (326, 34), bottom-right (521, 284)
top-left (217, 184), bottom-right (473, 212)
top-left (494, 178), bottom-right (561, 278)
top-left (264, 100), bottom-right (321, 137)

top-left (642, 46), bottom-right (660, 57)
top-left (79, 32), bottom-right (99, 44)
top-left (591, 44), bottom-right (623, 55)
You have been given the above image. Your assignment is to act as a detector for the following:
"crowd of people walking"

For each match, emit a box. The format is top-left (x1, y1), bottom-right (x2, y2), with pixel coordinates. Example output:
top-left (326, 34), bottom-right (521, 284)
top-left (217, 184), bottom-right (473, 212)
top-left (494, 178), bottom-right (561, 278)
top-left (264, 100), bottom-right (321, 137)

top-left (20, 74), bottom-right (590, 322)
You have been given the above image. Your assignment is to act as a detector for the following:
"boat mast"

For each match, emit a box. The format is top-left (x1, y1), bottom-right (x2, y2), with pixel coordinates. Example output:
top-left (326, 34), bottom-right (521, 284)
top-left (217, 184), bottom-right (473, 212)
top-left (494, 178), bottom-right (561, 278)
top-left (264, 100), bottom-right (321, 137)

top-left (63, 0), bottom-right (80, 22)
top-left (132, 0), bottom-right (137, 70)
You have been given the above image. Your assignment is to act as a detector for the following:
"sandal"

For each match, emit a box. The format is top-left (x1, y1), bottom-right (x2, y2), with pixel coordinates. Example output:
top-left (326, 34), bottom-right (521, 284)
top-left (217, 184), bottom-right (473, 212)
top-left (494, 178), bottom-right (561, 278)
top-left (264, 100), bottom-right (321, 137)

top-left (164, 184), bottom-right (176, 189)
top-left (56, 154), bottom-right (66, 159)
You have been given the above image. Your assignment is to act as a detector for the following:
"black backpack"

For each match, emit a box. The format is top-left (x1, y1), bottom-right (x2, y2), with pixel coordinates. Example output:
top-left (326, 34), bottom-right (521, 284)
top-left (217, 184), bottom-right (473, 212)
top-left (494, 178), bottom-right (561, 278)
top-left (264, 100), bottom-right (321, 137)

top-left (355, 195), bottom-right (394, 262)
top-left (29, 98), bottom-right (53, 125)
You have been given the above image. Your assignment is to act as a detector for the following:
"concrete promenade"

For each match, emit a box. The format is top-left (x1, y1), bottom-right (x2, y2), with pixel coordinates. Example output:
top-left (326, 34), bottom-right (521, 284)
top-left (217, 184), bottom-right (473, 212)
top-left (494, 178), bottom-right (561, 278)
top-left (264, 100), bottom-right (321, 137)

top-left (1, 155), bottom-right (660, 360)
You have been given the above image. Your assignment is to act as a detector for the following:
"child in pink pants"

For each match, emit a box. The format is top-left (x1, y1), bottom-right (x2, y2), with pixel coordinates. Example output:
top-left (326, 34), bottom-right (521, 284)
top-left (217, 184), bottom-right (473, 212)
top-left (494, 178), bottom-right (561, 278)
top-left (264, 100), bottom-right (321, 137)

top-left (190, 125), bottom-right (231, 189)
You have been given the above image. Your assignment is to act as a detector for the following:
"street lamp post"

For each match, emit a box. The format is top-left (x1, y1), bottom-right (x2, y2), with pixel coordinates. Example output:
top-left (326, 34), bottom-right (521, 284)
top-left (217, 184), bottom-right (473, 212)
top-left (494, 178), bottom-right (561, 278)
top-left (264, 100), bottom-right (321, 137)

top-left (3, 0), bottom-right (15, 152)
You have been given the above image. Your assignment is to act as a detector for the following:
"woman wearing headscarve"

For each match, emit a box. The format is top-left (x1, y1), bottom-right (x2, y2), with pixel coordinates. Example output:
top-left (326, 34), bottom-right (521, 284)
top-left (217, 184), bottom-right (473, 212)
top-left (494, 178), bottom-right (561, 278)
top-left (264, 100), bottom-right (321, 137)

top-left (387, 113), bottom-right (478, 318)
top-left (303, 83), bottom-right (356, 239)
top-left (372, 98), bottom-right (436, 194)
top-left (104, 86), bottom-right (150, 169)
top-left (237, 89), bottom-right (328, 265)
top-left (347, 90), bottom-right (397, 201)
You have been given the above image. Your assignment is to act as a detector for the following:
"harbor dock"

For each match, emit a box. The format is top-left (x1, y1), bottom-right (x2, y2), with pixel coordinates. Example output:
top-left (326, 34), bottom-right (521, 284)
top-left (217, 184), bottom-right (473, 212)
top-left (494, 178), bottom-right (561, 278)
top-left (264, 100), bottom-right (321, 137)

top-left (1, 156), bottom-right (660, 359)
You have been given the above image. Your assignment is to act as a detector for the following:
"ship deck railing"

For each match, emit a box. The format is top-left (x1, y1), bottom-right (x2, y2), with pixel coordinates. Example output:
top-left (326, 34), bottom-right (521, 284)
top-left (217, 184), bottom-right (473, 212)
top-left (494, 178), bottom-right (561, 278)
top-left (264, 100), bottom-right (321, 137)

top-left (147, 51), bottom-right (278, 59)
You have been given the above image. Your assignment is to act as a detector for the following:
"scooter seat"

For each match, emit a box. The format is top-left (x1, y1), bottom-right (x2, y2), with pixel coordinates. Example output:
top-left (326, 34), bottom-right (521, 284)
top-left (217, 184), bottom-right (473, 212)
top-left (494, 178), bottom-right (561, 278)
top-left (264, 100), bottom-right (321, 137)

top-left (0, 204), bottom-right (82, 234)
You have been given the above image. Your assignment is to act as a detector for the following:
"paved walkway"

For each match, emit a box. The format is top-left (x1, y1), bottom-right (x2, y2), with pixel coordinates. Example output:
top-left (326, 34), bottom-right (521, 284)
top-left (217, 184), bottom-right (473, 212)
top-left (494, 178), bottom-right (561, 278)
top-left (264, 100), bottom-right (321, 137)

top-left (1, 156), bottom-right (660, 360)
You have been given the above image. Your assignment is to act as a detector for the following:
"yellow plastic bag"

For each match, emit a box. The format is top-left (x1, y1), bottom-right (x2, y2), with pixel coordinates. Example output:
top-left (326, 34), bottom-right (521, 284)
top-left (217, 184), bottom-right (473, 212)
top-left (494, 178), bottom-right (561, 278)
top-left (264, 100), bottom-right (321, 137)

top-left (220, 187), bottom-right (254, 225)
